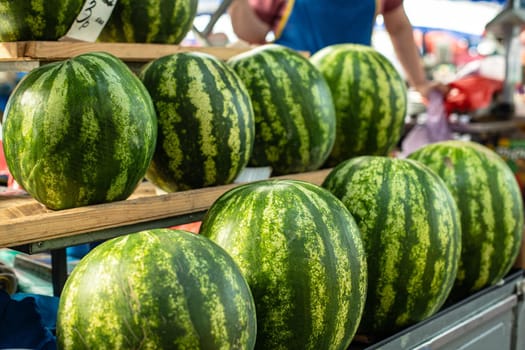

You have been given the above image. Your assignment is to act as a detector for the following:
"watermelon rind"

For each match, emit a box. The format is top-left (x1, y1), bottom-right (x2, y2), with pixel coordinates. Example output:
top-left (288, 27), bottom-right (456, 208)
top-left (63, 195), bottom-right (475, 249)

top-left (311, 44), bottom-right (407, 166)
top-left (199, 179), bottom-right (367, 349)
top-left (140, 51), bottom-right (255, 192)
top-left (322, 156), bottom-right (461, 336)
top-left (0, 0), bottom-right (84, 41)
top-left (98, 0), bottom-right (198, 44)
top-left (2, 51), bottom-right (157, 210)
top-left (57, 229), bottom-right (257, 349)
top-left (408, 140), bottom-right (524, 301)
top-left (228, 44), bottom-right (336, 175)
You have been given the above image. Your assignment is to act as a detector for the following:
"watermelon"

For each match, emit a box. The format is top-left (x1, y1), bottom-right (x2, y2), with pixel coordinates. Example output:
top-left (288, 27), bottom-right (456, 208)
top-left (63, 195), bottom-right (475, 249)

top-left (310, 44), bottom-right (407, 166)
top-left (57, 229), bottom-right (257, 349)
top-left (199, 179), bottom-right (367, 349)
top-left (98, 0), bottom-right (198, 44)
top-left (322, 156), bottom-right (461, 336)
top-left (2, 51), bottom-right (157, 210)
top-left (140, 52), bottom-right (255, 192)
top-left (228, 44), bottom-right (336, 175)
top-left (408, 140), bottom-right (524, 301)
top-left (0, 0), bottom-right (83, 41)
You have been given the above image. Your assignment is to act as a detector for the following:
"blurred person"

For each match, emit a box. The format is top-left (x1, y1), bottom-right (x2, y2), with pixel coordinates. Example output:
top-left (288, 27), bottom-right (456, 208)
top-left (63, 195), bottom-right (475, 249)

top-left (228, 0), bottom-right (445, 98)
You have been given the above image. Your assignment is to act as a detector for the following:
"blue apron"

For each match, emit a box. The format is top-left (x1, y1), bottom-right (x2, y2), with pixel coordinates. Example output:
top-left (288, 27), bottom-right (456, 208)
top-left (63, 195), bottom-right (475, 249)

top-left (275, 0), bottom-right (378, 54)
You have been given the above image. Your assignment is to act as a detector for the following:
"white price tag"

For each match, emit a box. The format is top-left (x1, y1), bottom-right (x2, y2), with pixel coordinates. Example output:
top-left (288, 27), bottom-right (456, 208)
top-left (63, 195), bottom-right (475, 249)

top-left (234, 167), bottom-right (272, 183)
top-left (60, 0), bottom-right (117, 42)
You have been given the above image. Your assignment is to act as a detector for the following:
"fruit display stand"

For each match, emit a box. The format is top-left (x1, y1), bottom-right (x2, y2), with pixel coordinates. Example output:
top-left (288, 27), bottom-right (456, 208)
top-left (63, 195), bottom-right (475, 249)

top-left (2, 173), bottom-right (525, 350)
top-left (352, 270), bottom-right (524, 350)
top-left (0, 164), bottom-right (331, 296)
top-left (0, 41), bottom-right (524, 349)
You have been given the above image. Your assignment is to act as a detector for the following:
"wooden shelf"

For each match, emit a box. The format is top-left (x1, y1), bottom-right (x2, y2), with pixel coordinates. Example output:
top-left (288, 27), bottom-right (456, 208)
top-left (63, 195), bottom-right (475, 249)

top-left (0, 169), bottom-right (331, 250)
top-left (0, 41), bottom-right (251, 70)
top-left (0, 40), bottom-right (267, 255)
top-left (0, 41), bottom-right (318, 295)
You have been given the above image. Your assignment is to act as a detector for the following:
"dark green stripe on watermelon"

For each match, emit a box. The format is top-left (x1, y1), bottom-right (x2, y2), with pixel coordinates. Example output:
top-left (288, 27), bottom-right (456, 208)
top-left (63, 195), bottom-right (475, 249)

top-left (200, 179), bottom-right (367, 349)
top-left (310, 44), bottom-right (407, 166)
top-left (228, 44), bottom-right (336, 175)
top-left (140, 52), bottom-right (255, 192)
top-left (322, 156), bottom-right (461, 336)
top-left (2, 52), bottom-right (157, 210)
top-left (408, 140), bottom-right (524, 301)
top-left (0, 0), bottom-right (84, 41)
top-left (57, 229), bottom-right (257, 349)
top-left (98, 0), bottom-right (198, 44)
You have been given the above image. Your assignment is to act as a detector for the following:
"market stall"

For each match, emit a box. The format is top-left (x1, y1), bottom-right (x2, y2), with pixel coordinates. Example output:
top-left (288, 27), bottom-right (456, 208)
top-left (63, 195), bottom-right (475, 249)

top-left (0, 1), bottom-right (524, 349)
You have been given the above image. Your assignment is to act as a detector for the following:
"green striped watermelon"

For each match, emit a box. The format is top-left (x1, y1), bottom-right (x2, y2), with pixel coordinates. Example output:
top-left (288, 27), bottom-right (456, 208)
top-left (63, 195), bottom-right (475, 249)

top-left (310, 44), bottom-right (407, 166)
top-left (0, 0), bottom-right (83, 41)
top-left (408, 140), bottom-right (524, 301)
top-left (199, 179), bottom-right (367, 349)
top-left (2, 51), bottom-right (157, 210)
top-left (98, 0), bottom-right (198, 44)
top-left (228, 44), bottom-right (336, 175)
top-left (139, 52), bottom-right (255, 192)
top-left (322, 156), bottom-right (461, 336)
top-left (57, 229), bottom-right (257, 349)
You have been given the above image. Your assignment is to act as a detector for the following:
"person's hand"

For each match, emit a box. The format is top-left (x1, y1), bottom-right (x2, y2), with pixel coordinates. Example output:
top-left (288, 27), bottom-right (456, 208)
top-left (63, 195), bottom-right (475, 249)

top-left (415, 81), bottom-right (450, 101)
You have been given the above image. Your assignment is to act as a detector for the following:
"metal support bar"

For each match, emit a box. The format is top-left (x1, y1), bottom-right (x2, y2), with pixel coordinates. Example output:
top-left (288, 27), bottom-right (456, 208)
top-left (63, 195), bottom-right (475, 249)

top-left (24, 211), bottom-right (207, 254)
top-left (516, 278), bottom-right (525, 300)
top-left (192, 0), bottom-right (234, 46)
top-left (51, 248), bottom-right (68, 297)
top-left (201, 0), bottom-right (233, 37)
top-left (484, 0), bottom-right (525, 118)
top-left (0, 60), bottom-right (40, 72)
top-left (500, 23), bottom-right (522, 106)
top-left (412, 295), bottom-right (518, 349)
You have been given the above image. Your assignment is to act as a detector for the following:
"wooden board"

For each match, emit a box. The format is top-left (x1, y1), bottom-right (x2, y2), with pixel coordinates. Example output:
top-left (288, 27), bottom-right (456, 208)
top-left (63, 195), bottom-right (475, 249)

top-left (0, 169), bottom-right (331, 248)
top-left (0, 42), bottom-right (24, 60)
top-left (0, 41), bottom-right (251, 62)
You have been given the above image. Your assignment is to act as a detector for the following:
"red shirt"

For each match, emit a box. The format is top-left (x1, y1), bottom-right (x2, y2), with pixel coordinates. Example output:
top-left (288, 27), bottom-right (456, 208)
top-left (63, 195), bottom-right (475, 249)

top-left (251, 0), bottom-right (403, 33)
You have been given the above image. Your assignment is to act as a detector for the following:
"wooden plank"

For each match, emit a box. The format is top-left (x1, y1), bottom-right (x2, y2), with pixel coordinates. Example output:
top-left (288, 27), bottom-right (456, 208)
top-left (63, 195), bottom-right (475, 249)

top-left (0, 169), bottom-right (331, 247)
top-left (0, 181), bottom-right (157, 218)
top-left (0, 42), bottom-right (24, 59)
top-left (22, 41), bottom-right (250, 62)
top-left (0, 183), bottom-right (237, 247)
top-left (0, 60), bottom-right (40, 72)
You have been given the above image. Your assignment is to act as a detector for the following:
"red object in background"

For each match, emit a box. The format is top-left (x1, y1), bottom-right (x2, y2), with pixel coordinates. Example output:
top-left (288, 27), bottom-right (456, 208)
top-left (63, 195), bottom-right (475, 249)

top-left (0, 140), bottom-right (11, 185)
top-left (444, 75), bottom-right (503, 115)
top-left (0, 140), bottom-right (7, 171)
top-left (170, 221), bottom-right (202, 234)
top-left (0, 140), bottom-right (19, 189)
